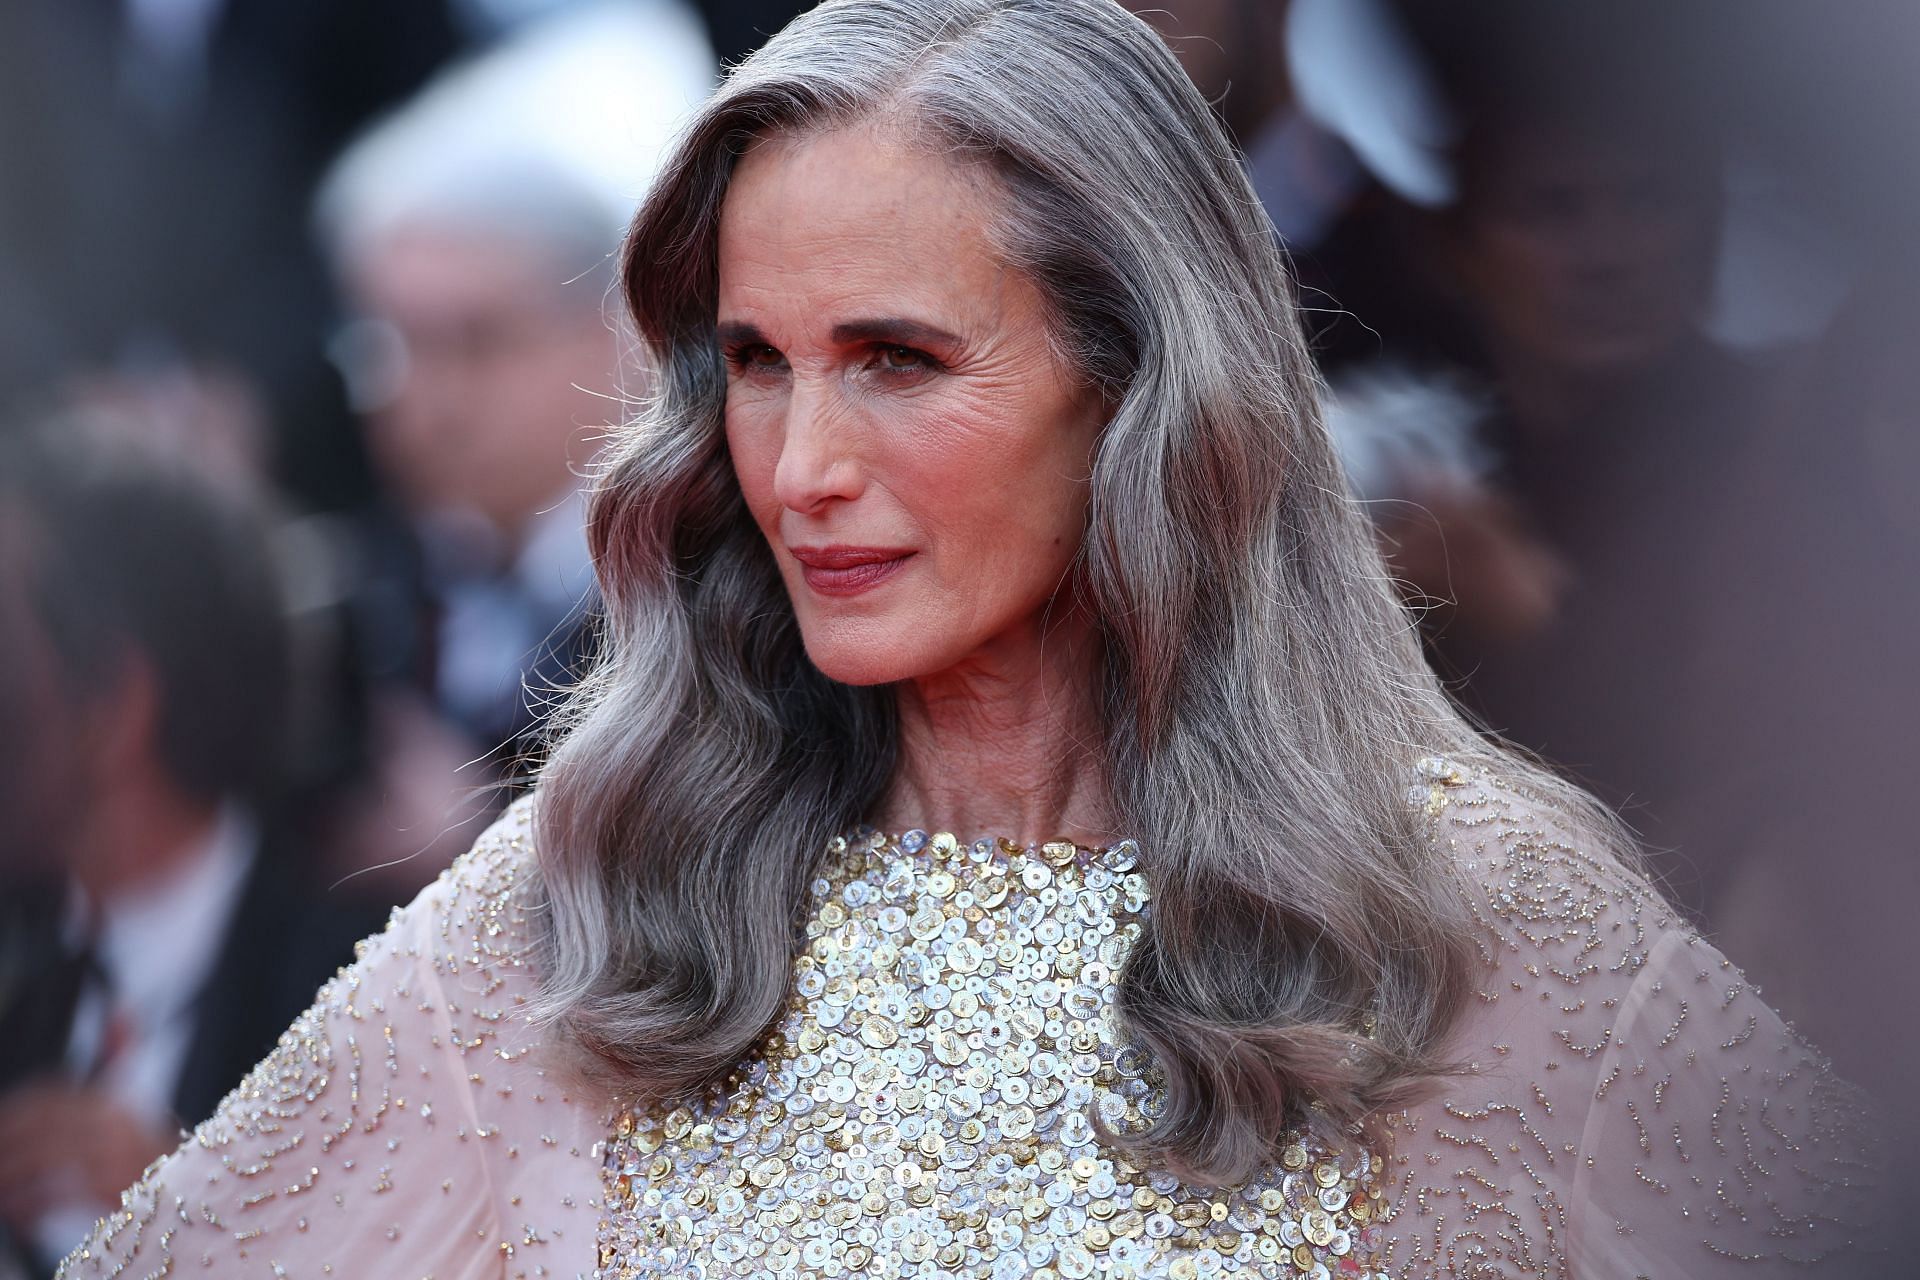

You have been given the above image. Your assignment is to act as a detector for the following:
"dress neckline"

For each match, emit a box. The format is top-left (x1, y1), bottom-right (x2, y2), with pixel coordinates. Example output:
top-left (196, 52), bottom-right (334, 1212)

top-left (831, 827), bottom-right (1141, 880)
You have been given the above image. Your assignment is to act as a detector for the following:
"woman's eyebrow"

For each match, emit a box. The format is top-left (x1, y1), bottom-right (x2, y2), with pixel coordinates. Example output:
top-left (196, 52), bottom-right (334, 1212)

top-left (716, 320), bottom-right (768, 346)
top-left (829, 318), bottom-right (962, 348)
top-left (716, 317), bottom-right (964, 350)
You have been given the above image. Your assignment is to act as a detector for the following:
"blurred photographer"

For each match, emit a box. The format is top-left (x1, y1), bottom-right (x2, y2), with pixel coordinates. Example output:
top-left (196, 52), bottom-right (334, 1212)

top-left (0, 416), bottom-right (370, 1275)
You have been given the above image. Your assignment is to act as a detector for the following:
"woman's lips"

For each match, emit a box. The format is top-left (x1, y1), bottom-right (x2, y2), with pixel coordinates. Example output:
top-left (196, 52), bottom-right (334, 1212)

top-left (787, 546), bottom-right (915, 597)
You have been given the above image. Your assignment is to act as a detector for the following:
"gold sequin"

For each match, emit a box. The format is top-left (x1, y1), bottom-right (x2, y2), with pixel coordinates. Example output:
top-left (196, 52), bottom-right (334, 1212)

top-left (598, 829), bottom-right (1383, 1278)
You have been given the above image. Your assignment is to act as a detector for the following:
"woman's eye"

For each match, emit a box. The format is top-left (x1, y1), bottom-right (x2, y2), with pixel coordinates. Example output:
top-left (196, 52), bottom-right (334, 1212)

top-left (727, 343), bottom-right (786, 372)
top-left (875, 345), bottom-right (934, 374)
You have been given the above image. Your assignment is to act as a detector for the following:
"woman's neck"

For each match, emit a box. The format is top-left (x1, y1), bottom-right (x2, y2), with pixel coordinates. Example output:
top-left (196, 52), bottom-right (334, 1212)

top-left (874, 607), bottom-right (1115, 848)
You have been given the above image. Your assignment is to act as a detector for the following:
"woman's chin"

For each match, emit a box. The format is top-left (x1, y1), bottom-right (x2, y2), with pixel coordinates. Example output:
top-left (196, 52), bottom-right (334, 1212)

top-left (799, 625), bottom-right (933, 689)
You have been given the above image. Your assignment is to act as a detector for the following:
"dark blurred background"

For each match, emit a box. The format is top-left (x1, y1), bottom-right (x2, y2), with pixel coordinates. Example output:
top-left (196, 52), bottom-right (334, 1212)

top-left (0, 1), bottom-right (1913, 1271)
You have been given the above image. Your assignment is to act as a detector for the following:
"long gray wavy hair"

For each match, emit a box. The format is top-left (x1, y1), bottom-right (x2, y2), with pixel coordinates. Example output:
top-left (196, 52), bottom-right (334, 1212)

top-left (532, 0), bottom-right (1603, 1183)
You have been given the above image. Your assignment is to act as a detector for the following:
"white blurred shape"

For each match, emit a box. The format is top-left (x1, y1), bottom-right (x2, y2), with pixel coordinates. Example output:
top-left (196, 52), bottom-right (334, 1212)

top-left (1323, 362), bottom-right (1497, 501)
top-left (1707, 155), bottom-right (1859, 350)
top-left (318, 0), bottom-right (716, 263)
top-left (1288, 0), bottom-right (1455, 206)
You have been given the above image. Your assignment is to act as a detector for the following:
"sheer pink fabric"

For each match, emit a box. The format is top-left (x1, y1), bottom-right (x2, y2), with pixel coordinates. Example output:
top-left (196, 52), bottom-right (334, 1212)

top-left (59, 771), bottom-right (1879, 1278)
top-left (56, 804), bottom-right (605, 1279)
top-left (1389, 762), bottom-right (1878, 1275)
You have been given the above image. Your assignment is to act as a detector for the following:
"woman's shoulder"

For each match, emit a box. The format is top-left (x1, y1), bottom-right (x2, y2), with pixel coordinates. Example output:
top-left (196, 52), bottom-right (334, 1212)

top-left (186, 793), bottom-right (555, 1155)
top-left (407, 789), bottom-right (547, 985)
top-left (1387, 756), bottom-right (1884, 1276)
top-left (1412, 754), bottom-right (1686, 979)
top-left (1412, 755), bottom-right (1659, 904)
top-left (368, 790), bottom-right (558, 1072)
top-left (291, 791), bottom-right (551, 1072)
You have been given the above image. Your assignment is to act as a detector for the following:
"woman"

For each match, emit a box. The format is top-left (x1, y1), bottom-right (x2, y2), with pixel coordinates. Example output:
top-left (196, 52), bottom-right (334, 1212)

top-left (61, 2), bottom-right (1877, 1276)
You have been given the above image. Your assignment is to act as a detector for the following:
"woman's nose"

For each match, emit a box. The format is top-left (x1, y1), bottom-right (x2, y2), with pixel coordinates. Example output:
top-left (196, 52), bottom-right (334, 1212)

top-left (772, 381), bottom-right (865, 514)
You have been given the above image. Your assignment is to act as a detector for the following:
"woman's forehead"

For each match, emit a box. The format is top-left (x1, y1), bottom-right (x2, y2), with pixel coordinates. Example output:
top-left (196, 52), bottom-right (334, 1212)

top-left (724, 124), bottom-right (998, 242)
top-left (716, 125), bottom-right (1018, 328)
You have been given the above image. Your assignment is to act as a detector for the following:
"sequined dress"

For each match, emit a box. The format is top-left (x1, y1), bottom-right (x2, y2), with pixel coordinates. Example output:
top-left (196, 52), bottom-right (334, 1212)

top-left (60, 763), bottom-right (1879, 1279)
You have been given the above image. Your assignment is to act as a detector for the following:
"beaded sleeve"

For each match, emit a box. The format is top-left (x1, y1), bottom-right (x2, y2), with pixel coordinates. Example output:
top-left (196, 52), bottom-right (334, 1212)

top-left (1385, 760), bottom-right (1883, 1277)
top-left (55, 798), bottom-right (607, 1280)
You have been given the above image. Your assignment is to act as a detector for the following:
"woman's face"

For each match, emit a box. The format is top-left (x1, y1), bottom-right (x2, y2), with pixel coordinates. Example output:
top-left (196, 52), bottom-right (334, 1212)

top-left (718, 125), bottom-right (1106, 686)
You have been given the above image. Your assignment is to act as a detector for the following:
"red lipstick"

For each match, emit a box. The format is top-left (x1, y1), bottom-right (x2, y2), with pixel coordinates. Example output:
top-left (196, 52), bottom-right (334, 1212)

top-left (787, 545), bottom-right (914, 597)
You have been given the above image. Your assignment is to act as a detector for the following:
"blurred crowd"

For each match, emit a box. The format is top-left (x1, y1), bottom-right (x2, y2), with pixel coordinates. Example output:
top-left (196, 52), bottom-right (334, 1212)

top-left (0, 0), bottom-right (1914, 1271)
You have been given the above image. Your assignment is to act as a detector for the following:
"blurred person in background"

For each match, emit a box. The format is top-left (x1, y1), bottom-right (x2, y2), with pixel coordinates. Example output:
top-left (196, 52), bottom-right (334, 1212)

top-left (1400, 66), bottom-right (1744, 781)
top-left (303, 0), bottom-right (713, 895)
top-left (1330, 9), bottom-right (1756, 881)
top-left (0, 0), bottom-right (485, 920)
top-left (1121, 0), bottom-right (1464, 378)
top-left (1142, 2), bottom-right (1762, 876)
top-left (0, 0), bottom-right (706, 907)
top-left (1320, 0), bottom-right (1920, 1134)
top-left (322, 149), bottom-right (615, 768)
top-left (0, 416), bottom-right (377, 1278)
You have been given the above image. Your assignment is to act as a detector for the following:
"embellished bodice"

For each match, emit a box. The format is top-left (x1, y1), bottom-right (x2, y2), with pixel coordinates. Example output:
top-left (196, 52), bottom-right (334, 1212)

top-left (598, 829), bottom-right (1387, 1279)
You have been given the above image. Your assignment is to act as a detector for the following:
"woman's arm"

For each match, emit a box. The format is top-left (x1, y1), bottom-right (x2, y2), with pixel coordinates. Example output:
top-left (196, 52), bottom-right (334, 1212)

top-left (1564, 926), bottom-right (1882, 1277)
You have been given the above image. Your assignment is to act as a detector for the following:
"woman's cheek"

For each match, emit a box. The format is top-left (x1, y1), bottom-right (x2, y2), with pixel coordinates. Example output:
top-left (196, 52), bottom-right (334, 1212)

top-left (724, 402), bottom-right (782, 512)
top-left (891, 395), bottom-right (1013, 488)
